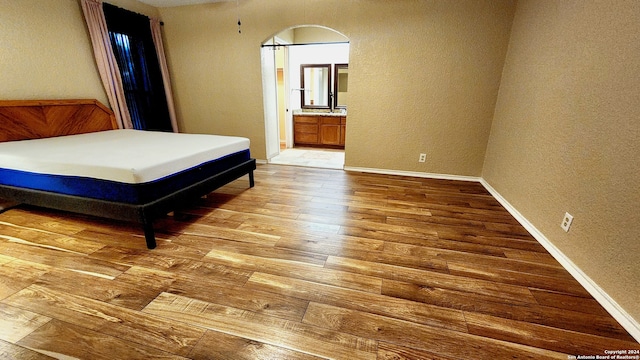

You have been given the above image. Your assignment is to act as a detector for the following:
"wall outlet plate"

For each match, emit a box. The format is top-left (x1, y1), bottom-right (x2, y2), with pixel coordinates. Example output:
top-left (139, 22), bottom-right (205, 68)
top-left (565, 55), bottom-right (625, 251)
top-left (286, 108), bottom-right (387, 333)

top-left (561, 212), bottom-right (573, 232)
top-left (419, 153), bottom-right (426, 163)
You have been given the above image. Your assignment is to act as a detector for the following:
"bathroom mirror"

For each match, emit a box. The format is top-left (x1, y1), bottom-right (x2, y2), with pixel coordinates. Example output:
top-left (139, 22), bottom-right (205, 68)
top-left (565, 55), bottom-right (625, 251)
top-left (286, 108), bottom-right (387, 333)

top-left (301, 64), bottom-right (331, 109)
top-left (334, 64), bottom-right (348, 109)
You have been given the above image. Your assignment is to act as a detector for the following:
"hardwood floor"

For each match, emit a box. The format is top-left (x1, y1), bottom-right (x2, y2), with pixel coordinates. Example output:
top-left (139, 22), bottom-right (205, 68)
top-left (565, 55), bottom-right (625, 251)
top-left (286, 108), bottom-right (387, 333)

top-left (0, 164), bottom-right (638, 359)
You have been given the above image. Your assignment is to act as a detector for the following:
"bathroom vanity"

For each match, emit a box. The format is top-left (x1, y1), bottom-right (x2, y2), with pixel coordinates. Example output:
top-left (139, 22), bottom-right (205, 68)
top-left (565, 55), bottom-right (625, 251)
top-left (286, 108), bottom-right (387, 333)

top-left (295, 63), bottom-right (347, 148)
top-left (293, 113), bottom-right (346, 148)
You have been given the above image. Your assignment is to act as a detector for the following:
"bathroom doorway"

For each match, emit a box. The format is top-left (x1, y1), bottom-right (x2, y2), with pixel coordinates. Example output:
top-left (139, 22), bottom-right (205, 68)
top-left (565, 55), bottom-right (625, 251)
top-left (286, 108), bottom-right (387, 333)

top-left (261, 26), bottom-right (349, 169)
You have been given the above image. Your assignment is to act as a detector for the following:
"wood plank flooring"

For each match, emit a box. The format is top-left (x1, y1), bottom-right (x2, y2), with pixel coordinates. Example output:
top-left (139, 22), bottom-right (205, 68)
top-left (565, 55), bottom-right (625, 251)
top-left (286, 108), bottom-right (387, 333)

top-left (0, 164), bottom-right (638, 359)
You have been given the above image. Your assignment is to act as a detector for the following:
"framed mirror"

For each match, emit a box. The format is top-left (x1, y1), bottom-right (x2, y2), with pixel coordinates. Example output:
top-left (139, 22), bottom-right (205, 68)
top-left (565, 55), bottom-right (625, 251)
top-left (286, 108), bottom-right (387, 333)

top-left (301, 64), bottom-right (331, 109)
top-left (334, 64), bottom-right (348, 109)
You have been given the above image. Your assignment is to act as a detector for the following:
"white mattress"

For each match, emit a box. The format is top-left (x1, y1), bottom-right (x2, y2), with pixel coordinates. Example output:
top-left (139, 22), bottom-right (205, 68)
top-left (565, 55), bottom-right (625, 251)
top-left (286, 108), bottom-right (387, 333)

top-left (0, 129), bottom-right (250, 184)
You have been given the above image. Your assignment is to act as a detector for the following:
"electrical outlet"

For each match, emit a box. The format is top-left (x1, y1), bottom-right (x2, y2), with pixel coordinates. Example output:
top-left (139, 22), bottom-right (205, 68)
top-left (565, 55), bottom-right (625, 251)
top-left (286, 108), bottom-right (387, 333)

top-left (561, 212), bottom-right (573, 232)
top-left (419, 153), bottom-right (426, 163)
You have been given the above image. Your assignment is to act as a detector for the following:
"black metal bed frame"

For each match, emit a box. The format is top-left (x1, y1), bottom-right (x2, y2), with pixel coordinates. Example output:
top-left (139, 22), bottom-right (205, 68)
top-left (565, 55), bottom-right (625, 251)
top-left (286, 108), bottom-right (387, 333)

top-left (0, 158), bottom-right (256, 249)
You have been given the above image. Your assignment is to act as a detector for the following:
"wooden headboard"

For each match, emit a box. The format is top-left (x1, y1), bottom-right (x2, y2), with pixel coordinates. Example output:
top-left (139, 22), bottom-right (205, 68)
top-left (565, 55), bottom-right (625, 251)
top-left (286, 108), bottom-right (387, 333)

top-left (0, 99), bottom-right (118, 142)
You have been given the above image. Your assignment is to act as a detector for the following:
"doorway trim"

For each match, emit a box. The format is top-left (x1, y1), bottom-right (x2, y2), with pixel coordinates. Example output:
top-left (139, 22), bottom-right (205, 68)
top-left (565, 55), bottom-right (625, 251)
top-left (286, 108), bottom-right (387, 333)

top-left (260, 26), bottom-right (349, 163)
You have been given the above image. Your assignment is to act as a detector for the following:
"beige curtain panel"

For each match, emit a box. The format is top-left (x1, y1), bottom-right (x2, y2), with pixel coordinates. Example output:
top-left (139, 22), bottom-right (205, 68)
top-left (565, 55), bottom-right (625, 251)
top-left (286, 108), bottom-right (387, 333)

top-left (80, 0), bottom-right (133, 129)
top-left (150, 18), bottom-right (179, 133)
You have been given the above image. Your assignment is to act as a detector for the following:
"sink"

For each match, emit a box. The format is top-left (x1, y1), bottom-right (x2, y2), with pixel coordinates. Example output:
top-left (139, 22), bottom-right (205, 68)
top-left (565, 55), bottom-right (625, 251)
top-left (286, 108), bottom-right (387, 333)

top-left (294, 110), bottom-right (346, 117)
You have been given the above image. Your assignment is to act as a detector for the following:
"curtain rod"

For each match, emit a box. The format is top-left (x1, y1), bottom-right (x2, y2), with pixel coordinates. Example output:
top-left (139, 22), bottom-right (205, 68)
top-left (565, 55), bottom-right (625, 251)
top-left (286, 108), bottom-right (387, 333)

top-left (261, 41), bottom-right (349, 48)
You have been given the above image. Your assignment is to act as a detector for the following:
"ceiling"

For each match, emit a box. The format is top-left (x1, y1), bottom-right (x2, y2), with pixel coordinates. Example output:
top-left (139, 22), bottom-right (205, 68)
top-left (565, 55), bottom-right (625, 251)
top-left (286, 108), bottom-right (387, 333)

top-left (137, 0), bottom-right (231, 7)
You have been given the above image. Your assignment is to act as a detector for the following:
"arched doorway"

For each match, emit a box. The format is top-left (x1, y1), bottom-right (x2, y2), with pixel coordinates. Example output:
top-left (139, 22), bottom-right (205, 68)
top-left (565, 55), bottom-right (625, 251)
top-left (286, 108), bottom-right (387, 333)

top-left (261, 26), bottom-right (349, 169)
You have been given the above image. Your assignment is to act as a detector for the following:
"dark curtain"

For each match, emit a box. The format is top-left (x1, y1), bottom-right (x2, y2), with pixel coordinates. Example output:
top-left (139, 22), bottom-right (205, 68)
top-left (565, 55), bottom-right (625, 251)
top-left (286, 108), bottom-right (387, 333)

top-left (103, 4), bottom-right (171, 132)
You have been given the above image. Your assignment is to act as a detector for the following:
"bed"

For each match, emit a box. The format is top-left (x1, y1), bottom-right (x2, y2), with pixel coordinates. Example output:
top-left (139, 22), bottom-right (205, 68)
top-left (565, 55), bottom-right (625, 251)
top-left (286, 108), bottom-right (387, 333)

top-left (0, 99), bottom-right (256, 249)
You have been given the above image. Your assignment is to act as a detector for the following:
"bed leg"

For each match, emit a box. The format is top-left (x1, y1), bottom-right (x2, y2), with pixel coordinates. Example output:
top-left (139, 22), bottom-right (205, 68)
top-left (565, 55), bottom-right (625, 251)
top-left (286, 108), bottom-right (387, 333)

top-left (249, 171), bottom-right (255, 188)
top-left (143, 223), bottom-right (157, 249)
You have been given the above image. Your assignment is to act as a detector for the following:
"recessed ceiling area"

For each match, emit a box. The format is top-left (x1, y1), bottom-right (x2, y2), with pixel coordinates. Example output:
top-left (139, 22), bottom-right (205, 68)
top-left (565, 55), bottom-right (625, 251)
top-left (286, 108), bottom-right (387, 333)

top-left (137, 0), bottom-right (231, 8)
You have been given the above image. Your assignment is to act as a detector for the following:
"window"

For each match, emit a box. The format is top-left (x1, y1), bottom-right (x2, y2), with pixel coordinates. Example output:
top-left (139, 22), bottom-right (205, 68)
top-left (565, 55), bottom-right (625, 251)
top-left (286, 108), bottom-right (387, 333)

top-left (103, 4), bottom-right (171, 132)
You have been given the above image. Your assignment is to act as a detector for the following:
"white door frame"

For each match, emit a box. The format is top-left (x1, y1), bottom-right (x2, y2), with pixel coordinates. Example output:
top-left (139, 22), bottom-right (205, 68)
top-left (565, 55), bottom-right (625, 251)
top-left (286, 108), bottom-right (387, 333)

top-left (282, 44), bottom-right (294, 149)
top-left (261, 43), bottom-right (280, 160)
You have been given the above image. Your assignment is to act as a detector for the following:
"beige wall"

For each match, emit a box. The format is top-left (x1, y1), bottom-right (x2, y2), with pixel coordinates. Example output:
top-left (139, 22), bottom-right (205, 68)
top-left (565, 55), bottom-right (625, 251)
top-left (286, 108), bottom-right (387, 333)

top-left (0, 0), bottom-right (106, 103)
top-left (483, 0), bottom-right (640, 321)
top-left (159, 0), bottom-right (516, 174)
top-left (293, 26), bottom-right (348, 43)
top-left (0, 0), bottom-right (158, 105)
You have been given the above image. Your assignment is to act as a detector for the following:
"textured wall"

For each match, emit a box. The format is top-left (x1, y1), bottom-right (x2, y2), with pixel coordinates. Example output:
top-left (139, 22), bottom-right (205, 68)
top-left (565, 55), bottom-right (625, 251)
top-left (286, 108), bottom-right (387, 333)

top-left (159, 0), bottom-right (516, 175)
top-left (0, 0), bottom-right (159, 104)
top-left (483, 0), bottom-right (640, 321)
top-left (0, 0), bottom-right (106, 103)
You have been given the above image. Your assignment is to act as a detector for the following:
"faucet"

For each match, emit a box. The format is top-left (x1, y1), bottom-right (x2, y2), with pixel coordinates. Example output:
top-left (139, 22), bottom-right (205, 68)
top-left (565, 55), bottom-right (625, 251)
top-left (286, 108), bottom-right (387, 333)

top-left (329, 91), bottom-right (334, 112)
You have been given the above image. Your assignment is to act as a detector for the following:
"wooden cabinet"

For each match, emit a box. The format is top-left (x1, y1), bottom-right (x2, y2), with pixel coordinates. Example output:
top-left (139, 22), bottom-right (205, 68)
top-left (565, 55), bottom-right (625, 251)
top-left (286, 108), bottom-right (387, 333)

top-left (293, 115), bottom-right (319, 145)
top-left (294, 115), bottom-right (346, 148)
top-left (340, 117), bottom-right (346, 146)
top-left (319, 117), bottom-right (341, 145)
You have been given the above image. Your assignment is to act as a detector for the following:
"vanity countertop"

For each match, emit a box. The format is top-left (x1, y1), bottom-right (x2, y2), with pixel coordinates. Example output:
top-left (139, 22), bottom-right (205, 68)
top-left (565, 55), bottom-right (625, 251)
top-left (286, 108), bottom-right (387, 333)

top-left (293, 110), bottom-right (346, 117)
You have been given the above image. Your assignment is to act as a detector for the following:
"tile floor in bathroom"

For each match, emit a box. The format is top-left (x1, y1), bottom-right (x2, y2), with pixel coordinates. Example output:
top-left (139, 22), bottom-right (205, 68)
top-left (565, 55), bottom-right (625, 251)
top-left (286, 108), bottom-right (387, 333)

top-left (268, 147), bottom-right (345, 169)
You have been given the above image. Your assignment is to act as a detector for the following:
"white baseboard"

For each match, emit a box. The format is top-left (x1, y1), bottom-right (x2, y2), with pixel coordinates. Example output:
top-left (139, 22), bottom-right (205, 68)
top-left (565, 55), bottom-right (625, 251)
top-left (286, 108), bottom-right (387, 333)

top-left (479, 179), bottom-right (640, 343)
top-left (343, 166), bottom-right (481, 183)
